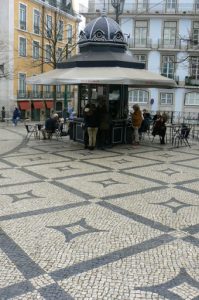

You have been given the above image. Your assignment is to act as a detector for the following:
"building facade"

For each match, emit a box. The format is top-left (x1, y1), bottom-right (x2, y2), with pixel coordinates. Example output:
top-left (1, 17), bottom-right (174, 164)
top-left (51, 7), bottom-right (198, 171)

top-left (0, 0), bottom-right (80, 121)
top-left (81, 0), bottom-right (199, 121)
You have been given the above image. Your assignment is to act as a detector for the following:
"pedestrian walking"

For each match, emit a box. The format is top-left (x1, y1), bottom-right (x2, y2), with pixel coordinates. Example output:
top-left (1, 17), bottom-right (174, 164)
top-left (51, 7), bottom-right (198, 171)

top-left (1, 106), bottom-right (5, 122)
top-left (12, 107), bottom-right (21, 126)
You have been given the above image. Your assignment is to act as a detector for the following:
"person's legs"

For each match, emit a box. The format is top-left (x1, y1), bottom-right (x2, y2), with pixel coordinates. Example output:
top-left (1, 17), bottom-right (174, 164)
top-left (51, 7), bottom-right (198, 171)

top-left (133, 127), bottom-right (139, 143)
top-left (160, 127), bottom-right (166, 144)
top-left (92, 128), bottom-right (98, 148)
top-left (87, 127), bottom-right (92, 147)
top-left (84, 128), bottom-right (89, 149)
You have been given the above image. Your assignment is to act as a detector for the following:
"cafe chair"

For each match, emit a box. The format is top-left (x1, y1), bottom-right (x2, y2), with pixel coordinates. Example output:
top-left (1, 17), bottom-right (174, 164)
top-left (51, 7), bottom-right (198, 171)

top-left (24, 124), bottom-right (37, 140)
top-left (172, 125), bottom-right (191, 148)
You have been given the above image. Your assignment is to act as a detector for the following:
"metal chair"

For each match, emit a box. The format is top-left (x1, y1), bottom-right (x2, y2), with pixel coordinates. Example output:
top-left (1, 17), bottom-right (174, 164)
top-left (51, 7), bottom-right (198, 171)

top-left (172, 125), bottom-right (191, 148)
top-left (24, 124), bottom-right (37, 140)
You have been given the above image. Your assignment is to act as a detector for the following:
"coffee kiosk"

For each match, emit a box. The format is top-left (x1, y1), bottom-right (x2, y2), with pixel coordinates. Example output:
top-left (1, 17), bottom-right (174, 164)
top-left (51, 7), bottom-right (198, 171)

top-left (27, 14), bottom-right (175, 145)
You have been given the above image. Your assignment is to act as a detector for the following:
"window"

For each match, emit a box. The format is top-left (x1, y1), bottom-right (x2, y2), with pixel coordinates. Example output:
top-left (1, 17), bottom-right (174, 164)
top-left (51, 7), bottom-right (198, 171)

top-left (189, 57), bottom-right (199, 79)
top-left (193, 22), bottom-right (199, 45)
top-left (166, 0), bottom-right (177, 10)
top-left (137, 0), bottom-right (148, 12)
top-left (67, 24), bottom-right (72, 44)
top-left (44, 85), bottom-right (51, 98)
top-left (129, 89), bottom-right (149, 103)
top-left (45, 44), bottom-right (52, 62)
top-left (185, 92), bottom-right (199, 105)
top-left (19, 73), bottom-right (26, 97)
top-left (135, 21), bottom-right (148, 47)
top-left (134, 54), bottom-right (147, 67)
top-left (33, 10), bottom-right (40, 34)
top-left (56, 85), bottom-right (61, 93)
top-left (196, 0), bottom-right (199, 10)
top-left (19, 37), bottom-right (26, 56)
top-left (57, 20), bottom-right (63, 41)
top-left (19, 3), bottom-right (26, 30)
top-left (160, 93), bottom-right (173, 105)
top-left (161, 55), bottom-right (175, 78)
top-left (32, 84), bottom-right (39, 97)
top-left (163, 21), bottom-right (177, 47)
top-left (33, 41), bottom-right (39, 59)
top-left (46, 15), bottom-right (52, 38)
top-left (56, 47), bottom-right (62, 62)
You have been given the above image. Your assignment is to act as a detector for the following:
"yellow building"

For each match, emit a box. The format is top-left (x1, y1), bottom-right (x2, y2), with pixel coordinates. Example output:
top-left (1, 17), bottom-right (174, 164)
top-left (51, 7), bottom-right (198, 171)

top-left (0, 0), bottom-right (80, 121)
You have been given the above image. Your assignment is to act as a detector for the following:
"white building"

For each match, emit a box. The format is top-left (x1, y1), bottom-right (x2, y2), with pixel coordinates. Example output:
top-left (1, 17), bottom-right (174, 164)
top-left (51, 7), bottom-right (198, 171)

top-left (80, 0), bottom-right (199, 121)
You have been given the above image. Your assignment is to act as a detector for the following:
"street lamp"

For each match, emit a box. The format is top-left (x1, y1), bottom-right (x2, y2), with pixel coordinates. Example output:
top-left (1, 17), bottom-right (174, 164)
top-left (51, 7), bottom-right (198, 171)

top-left (111, 0), bottom-right (125, 24)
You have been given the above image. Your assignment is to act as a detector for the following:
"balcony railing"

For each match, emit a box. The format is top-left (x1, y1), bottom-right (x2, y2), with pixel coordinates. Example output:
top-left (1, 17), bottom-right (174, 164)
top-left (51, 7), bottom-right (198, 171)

top-left (34, 25), bottom-right (40, 35)
top-left (185, 76), bottom-right (199, 86)
top-left (83, 2), bottom-right (199, 15)
top-left (128, 37), bottom-right (152, 49)
top-left (17, 90), bottom-right (73, 99)
top-left (20, 21), bottom-right (26, 31)
top-left (158, 38), bottom-right (182, 50)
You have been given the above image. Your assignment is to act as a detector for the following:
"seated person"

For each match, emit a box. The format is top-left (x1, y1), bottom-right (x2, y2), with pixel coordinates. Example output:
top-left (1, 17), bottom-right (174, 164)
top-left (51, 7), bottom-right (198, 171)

top-left (152, 111), bottom-right (161, 124)
top-left (152, 113), bottom-right (167, 144)
top-left (42, 113), bottom-right (59, 139)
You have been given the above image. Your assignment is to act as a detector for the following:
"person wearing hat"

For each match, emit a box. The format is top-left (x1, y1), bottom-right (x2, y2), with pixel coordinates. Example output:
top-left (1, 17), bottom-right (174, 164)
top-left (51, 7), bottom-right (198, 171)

top-left (42, 113), bottom-right (59, 139)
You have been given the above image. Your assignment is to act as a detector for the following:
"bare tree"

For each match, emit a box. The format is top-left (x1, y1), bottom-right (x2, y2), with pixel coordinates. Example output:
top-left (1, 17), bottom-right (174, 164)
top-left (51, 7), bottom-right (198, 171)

top-left (25, 8), bottom-right (79, 109)
top-left (0, 41), bottom-right (12, 79)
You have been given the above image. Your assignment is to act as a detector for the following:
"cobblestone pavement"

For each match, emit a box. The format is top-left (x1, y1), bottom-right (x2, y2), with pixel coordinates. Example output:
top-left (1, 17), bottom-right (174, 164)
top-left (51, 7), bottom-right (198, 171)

top-left (0, 124), bottom-right (199, 300)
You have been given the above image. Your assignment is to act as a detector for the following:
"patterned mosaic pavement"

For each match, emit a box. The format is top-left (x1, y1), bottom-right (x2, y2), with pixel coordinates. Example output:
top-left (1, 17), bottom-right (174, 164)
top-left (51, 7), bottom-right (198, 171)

top-left (0, 124), bottom-right (199, 300)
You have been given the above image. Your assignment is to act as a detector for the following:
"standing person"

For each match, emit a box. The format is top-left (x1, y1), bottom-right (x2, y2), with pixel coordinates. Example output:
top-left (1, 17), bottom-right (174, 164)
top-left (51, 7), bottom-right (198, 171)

top-left (131, 104), bottom-right (143, 145)
top-left (83, 103), bottom-right (90, 149)
top-left (84, 103), bottom-right (99, 150)
top-left (1, 106), bottom-right (5, 122)
top-left (98, 102), bottom-right (110, 150)
top-left (139, 109), bottom-right (151, 139)
top-left (12, 107), bottom-right (21, 126)
top-left (152, 113), bottom-right (167, 144)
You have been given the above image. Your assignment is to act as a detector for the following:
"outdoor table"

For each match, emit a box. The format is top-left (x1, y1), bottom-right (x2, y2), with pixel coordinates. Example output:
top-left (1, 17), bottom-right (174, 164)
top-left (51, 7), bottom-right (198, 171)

top-left (4, 117), bottom-right (12, 125)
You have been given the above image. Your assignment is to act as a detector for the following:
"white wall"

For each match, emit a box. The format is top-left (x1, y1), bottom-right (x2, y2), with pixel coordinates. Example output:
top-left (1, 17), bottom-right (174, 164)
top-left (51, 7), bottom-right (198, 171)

top-left (0, 0), bottom-right (14, 115)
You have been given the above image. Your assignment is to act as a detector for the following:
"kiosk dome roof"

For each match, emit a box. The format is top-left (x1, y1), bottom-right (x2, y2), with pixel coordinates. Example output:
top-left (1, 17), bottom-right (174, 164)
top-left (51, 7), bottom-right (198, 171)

top-left (78, 15), bottom-right (127, 48)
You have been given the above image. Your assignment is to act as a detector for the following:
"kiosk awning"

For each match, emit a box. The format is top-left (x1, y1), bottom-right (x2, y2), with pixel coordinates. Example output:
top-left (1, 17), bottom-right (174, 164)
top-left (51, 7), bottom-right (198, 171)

top-left (45, 101), bottom-right (54, 109)
top-left (33, 101), bottom-right (44, 109)
top-left (18, 101), bottom-right (30, 110)
top-left (26, 67), bottom-right (176, 88)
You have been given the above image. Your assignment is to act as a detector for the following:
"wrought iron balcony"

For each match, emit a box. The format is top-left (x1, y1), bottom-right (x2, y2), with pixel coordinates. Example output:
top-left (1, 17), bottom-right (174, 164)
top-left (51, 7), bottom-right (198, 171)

top-left (82, 2), bottom-right (199, 15)
top-left (17, 90), bottom-right (74, 100)
top-left (158, 38), bottom-right (182, 50)
top-left (185, 76), bottom-right (199, 86)
top-left (128, 37), bottom-right (152, 49)
top-left (20, 21), bottom-right (26, 31)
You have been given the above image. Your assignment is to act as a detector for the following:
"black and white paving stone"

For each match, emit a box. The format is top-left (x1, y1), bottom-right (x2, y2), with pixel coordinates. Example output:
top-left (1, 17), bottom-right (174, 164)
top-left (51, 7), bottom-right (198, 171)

top-left (0, 124), bottom-right (198, 300)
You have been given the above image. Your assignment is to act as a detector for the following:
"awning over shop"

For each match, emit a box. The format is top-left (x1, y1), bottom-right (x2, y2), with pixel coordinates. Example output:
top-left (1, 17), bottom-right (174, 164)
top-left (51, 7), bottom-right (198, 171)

top-left (18, 101), bottom-right (31, 110)
top-left (45, 100), bottom-right (54, 109)
top-left (33, 101), bottom-right (44, 109)
top-left (26, 67), bottom-right (176, 88)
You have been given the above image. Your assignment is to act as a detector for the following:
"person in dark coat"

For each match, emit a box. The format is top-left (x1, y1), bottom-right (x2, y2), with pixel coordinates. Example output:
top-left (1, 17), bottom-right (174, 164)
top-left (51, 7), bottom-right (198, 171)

top-left (84, 103), bottom-right (99, 150)
top-left (139, 109), bottom-right (151, 139)
top-left (12, 107), bottom-right (21, 126)
top-left (42, 113), bottom-right (59, 139)
top-left (98, 103), bottom-right (110, 149)
top-left (1, 106), bottom-right (5, 122)
top-left (152, 113), bottom-right (167, 144)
